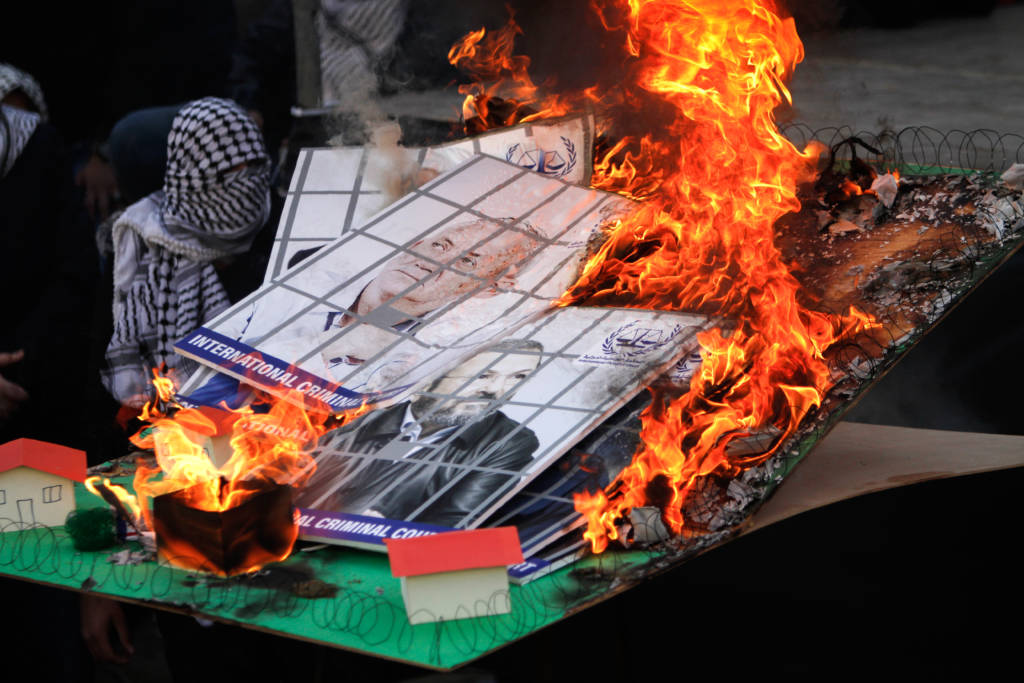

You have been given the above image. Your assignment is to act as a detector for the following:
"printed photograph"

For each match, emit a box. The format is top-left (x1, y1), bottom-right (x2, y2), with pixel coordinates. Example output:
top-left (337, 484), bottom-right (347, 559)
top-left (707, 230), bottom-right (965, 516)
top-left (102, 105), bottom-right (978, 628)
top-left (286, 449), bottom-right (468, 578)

top-left (263, 114), bottom-right (594, 283)
top-left (295, 306), bottom-right (714, 532)
top-left (176, 154), bottom-right (630, 410)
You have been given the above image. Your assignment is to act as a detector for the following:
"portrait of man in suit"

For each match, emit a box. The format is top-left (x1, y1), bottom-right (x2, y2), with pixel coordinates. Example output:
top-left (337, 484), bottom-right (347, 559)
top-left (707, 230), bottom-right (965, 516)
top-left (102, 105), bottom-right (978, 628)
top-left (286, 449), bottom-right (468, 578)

top-left (246, 217), bottom-right (545, 377)
top-left (184, 218), bottom-right (545, 407)
top-left (315, 218), bottom-right (544, 370)
top-left (294, 338), bottom-right (544, 527)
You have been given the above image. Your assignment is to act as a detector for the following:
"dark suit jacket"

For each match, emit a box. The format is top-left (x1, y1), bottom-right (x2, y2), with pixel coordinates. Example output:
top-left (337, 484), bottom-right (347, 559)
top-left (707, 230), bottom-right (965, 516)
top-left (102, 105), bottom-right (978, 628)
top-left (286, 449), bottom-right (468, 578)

top-left (296, 402), bottom-right (539, 527)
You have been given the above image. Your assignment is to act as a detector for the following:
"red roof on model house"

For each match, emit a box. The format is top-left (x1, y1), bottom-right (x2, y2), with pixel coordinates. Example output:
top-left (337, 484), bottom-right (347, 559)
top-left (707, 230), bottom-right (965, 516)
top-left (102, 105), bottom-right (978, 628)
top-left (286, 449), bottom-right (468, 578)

top-left (0, 439), bottom-right (87, 483)
top-left (385, 527), bottom-right (524, 578)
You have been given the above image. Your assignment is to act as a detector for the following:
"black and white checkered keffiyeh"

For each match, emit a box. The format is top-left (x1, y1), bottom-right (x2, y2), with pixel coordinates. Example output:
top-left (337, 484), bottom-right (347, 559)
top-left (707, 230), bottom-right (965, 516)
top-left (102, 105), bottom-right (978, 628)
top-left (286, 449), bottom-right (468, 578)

top-left (0, 64), bottom-right (47, 178)
top-left (0, 63), bottom-right (48, 121)
top-left (317, 0), bottom-right (407, 106)
top-left (0, 104), bottom-right (40, 177)
top-left (104, 97), bottom-right (271, 404)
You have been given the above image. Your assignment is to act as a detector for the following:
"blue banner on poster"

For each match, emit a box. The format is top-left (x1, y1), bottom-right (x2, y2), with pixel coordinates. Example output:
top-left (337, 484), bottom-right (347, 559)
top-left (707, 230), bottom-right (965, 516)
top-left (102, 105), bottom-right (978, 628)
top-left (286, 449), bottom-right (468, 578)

top-left (175, 327), bottom-right (407, 412)
top-left (296, 508), bottom-right (450, 549)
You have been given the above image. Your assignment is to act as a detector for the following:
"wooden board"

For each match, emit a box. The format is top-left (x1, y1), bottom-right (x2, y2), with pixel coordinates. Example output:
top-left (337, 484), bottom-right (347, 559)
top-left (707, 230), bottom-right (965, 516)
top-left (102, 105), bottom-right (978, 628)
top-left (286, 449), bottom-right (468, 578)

top-left (746, 421), bottom-right (1024, 533)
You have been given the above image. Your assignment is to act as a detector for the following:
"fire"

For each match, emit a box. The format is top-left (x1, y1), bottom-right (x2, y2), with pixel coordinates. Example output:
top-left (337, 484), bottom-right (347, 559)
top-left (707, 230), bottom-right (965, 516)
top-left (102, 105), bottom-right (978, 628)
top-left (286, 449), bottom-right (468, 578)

top-left (448, 11), bottom-right (570, 132)
top-left (555, 0), bottom-right (877, 551)
top-left (840, 178), bottom-right (865, 198)
top-left (86, 374), bottom-right (367, 574)
top-left (84, 476), bottom-right (143, 525)
top-left (129, 394), bottom-right (326, 523)
top-left (84, 1), bottom-right (885, 567)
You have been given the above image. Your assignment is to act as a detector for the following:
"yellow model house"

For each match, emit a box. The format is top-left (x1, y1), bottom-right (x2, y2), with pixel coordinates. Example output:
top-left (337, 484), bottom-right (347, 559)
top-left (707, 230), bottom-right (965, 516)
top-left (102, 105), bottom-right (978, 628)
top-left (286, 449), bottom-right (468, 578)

top-left (0, 439), bottom-right (86, 527)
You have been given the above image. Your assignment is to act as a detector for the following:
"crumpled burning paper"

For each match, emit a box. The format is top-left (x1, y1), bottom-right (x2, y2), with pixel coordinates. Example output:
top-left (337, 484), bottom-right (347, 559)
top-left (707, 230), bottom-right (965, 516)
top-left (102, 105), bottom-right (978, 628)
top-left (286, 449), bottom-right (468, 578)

top-left (870, 172), bottom-right (899, 208)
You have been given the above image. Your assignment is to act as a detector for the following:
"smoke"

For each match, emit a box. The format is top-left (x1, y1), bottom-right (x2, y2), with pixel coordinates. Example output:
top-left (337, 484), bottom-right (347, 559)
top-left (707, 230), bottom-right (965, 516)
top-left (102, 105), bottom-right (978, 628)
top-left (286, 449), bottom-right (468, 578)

top-left (362, 120), bottom-right (414, 206)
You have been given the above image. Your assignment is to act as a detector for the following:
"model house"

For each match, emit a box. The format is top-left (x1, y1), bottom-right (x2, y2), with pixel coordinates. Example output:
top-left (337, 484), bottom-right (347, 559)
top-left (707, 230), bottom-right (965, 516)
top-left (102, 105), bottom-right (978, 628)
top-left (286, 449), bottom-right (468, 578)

top-left (0, 439), bottom-right (87, 527)
top-left (385, 526), bottom-right (524, 625)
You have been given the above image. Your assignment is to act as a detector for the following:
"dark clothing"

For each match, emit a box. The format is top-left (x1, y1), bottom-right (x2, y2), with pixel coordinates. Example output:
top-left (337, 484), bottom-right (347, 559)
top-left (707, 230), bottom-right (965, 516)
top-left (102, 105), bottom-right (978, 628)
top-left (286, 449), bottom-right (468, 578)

top-left (225, 0), bottom-right (296, 158)
top-left (1, 1), bottom-right (235, 147)
top-left (297, 401), bottom-right (538, 527)
top-left (107, 104), bottom-right (182, 205)
top-left (0, 121), bottom-right (98, 448)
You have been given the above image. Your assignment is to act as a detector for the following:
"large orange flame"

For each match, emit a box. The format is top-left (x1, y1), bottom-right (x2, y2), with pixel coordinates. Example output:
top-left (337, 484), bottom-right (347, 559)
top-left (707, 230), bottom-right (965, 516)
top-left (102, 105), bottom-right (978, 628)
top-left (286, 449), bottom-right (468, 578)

top-left (128, 393), bottom-right (329, 530)
top-left (561, 0), bottom-right (877, 551)
top-left (87, 373), bottom-right (368, 573)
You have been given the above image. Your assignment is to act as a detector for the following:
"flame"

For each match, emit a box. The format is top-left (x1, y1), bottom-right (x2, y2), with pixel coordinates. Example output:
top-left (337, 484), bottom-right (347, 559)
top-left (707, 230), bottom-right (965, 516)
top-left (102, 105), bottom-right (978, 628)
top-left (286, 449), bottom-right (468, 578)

top-left (81, 1), bottom-right (888, 567)
top-left (559, 0), bottom-right (877, 552)
top-left (129, 398), bottom-right (322, 525)
top-left (84, 476), bottom-right (143, 525)
top-left (448, 11), bottom-right (571, 131)
top-left (592, 135), bottom-right (673, 201)
top-left (86, 372), bottom-right (368, 573)
top-left (840, 178), bottom-right (865, 198)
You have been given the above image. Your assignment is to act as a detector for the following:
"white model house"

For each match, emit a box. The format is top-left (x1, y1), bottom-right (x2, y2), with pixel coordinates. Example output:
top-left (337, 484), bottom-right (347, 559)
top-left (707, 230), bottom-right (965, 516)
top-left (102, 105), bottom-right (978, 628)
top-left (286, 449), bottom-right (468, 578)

top-left (385, 526), bottom-right (524, 625)
top-left (0, 438), bottom-right (86, 527)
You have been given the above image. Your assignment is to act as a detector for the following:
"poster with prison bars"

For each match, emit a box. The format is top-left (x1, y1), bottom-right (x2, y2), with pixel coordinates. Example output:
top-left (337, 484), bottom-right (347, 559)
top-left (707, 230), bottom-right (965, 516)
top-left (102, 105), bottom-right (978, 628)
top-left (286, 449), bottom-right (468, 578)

top-left (263, 113), bottom-right (594, 284)
top-left (501, 350), bottom-right (711, 583)
top-left (489, 348), bottom-right (705, 561)
top-left (175, 154), bottom-right (625, 414)
top-left (293, 304), bottom-right (715, 546)
top-left (178, 115), bottom-right (595, 403)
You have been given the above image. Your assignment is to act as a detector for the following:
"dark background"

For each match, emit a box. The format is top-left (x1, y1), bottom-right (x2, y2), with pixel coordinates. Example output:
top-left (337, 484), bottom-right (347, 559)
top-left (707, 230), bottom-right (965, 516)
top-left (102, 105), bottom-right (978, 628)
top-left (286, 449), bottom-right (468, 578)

top-left (2, 1), bottom-right (1021, 680)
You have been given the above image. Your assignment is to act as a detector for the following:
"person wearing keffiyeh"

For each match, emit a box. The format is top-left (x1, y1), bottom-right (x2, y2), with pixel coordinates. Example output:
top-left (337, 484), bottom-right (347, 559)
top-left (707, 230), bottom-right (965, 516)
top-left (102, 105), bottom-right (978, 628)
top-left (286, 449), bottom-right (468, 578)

top-left (0, 64), bottom-right (50, 426)
top-left (0, 63), bottom-right (47, 116)
top-left (0, 102), bottom-right (41, 179)
top-left (2, 64), bottom-right (98, 449)
top-left (316, 0), bottom-right (407, 107)
top-left (0, 63), bottom-right (48, 178)
top-left (102, 97), bottom-right (271, 406)
top-left (0, 101), bottom-right (42, 422)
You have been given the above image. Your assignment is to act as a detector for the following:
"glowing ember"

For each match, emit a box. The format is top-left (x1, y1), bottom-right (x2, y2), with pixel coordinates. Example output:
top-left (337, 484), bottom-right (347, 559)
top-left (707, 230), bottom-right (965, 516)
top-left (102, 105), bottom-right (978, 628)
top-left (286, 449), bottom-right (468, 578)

top-left (553, 0), bottom-right (878, 552)
top-left (85, 372), bottom-right (365, 574)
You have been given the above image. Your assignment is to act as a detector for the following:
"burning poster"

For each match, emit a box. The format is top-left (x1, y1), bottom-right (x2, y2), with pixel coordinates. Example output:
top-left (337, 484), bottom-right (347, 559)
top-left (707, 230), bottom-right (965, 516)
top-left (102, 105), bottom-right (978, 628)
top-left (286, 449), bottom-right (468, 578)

top-left (179, 115), bottom-right (596, 403)
top-left (489, 348), bottom-right (704, 559)
top-left (264, 114), bottom-right (594, 284)
top-left (176, 154), bottom-right (629, 413)
top-left (294, 305), bottom-right (716, 548)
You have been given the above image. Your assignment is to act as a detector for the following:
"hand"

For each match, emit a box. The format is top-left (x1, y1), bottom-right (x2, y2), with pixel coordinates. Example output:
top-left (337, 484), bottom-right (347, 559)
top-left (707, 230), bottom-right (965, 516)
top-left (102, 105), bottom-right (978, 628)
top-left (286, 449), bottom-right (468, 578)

top-left (75, 153), bottom-right (120, 220)
top-left (0, 350), bottom-right (29, 421)
top-left (80, 594), bottom-right (134, 664)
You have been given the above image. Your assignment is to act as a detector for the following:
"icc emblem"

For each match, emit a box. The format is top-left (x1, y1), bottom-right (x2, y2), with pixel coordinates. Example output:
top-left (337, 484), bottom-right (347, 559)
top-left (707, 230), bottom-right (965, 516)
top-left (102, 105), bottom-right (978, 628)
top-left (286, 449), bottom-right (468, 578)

top-left (506, 136), bottom-right (577, 178)
top-left (601, 322), bottom-right (685, 359)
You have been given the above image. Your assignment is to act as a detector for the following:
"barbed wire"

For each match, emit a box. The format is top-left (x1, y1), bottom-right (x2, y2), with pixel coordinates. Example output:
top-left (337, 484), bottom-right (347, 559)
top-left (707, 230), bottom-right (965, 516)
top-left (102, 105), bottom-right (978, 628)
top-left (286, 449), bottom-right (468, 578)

top-left (781, 124), bottom-right (1024, 174)
top-left (2, 125), bottom-right (1023, 668)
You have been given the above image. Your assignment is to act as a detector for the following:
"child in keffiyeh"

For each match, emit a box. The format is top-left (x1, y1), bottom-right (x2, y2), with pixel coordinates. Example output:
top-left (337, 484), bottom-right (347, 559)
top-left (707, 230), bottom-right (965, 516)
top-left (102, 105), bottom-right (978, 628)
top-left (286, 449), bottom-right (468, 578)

top-left (103, 98), bottom-right (271, 406)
